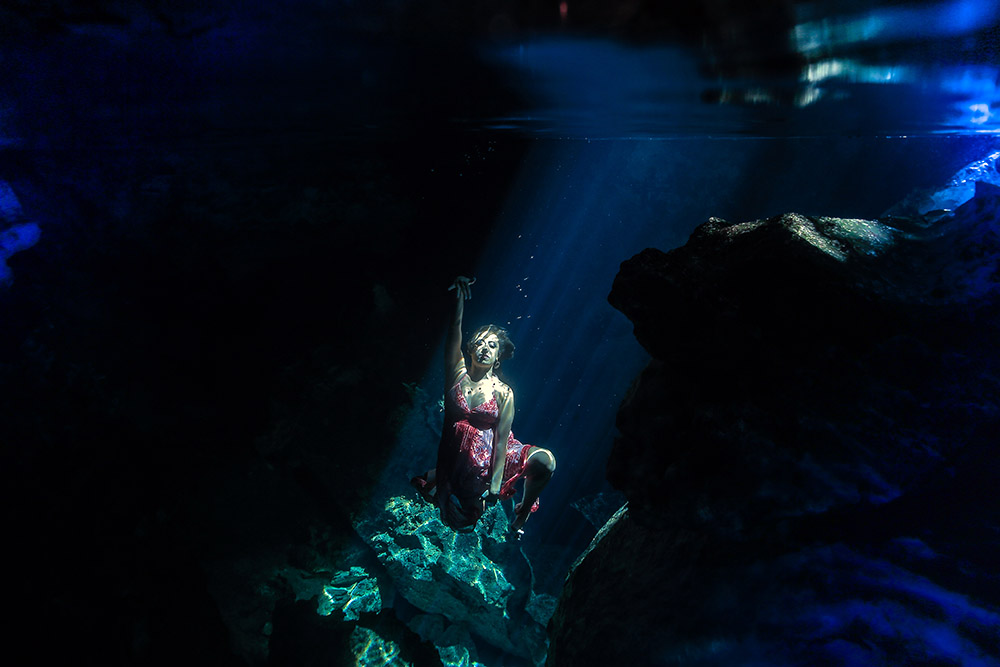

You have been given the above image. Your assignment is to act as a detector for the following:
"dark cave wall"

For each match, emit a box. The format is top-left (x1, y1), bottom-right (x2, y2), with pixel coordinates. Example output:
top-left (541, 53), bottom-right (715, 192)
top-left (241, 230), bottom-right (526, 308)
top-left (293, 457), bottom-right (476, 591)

top-left (0, 3), bottom-right (541, 662)
top-left (0, 132), bottom-right (528, 662)
top-left (547, 201), bottom-right (1000, 665)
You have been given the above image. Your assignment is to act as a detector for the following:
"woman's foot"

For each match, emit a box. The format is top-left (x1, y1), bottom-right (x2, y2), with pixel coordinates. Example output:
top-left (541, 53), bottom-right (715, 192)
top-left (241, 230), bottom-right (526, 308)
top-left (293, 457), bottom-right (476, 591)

top-left (510, 501), bottom-right (532, 538)
top-left (410, 475), bottom-right (436, 503)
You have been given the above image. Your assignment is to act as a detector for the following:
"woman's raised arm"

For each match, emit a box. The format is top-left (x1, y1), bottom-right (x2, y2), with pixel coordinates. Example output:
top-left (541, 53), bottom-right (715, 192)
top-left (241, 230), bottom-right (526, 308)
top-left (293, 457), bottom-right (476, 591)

top-left (444, 276), bottom-right (474, 390)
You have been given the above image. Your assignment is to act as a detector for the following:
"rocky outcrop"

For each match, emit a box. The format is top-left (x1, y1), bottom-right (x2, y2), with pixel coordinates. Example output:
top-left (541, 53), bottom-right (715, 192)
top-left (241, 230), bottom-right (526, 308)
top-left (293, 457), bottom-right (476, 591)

top-left (548, 186), bottom-right (1000, 664)
top-left (884, 150), bottom-right (1000, 218)
top-left (408, 614), bottom-right (488, 667)
top-left (355, 495), bottom-right (551, 665)
top-left (202, 531), bottom-right (386, 665)
top-left (267, 601), bottom-right (444, 667)
top-left (205, 480), bottom-right (551, 666)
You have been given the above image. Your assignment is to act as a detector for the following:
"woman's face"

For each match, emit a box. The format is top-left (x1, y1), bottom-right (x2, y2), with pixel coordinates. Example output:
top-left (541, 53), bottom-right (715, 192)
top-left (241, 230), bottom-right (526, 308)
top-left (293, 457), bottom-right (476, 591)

top-left (471, 333), bottom-right (500, 369)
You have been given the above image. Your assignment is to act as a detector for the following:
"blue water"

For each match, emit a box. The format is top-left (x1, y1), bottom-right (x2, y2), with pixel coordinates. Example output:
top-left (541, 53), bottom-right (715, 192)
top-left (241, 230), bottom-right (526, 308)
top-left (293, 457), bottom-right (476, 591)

top-left (437, 2), bottom-right (1000, 561)
top-left (5, 1), bottom-right (1000, 662)
top-left (435, 133), bottom-right (997, 575)
top-left (9, 0), bottom-right (1000, 564)
top-left (477, 0), bottom-right (1000, 139)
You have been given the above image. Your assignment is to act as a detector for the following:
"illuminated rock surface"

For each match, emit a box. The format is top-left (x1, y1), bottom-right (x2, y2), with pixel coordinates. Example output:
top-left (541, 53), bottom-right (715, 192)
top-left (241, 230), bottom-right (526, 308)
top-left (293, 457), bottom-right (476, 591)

top-left (355, 495), bottom-right (551, 665)
top-left (268, 600), bottom-right (443, 667)
top-left (351, 626), bottom-right (412, 666)
top-left (885, 150), bottom-right (1000, 218)
top-left (548, 187), bottom-right (1000, 665)
top-left (299, 566), bottom-right (381, 620)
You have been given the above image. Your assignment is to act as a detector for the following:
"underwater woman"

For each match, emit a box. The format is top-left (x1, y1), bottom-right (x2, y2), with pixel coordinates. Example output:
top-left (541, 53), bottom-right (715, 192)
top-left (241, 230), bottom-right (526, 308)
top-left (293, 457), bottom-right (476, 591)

top-left (411, 275), bottom-right (556, 538)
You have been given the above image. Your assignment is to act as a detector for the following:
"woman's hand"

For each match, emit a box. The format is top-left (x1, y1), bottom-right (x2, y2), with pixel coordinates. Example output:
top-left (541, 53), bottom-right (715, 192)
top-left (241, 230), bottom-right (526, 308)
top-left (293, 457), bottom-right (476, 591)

top-left (448, 276), bottom-right (475, 300)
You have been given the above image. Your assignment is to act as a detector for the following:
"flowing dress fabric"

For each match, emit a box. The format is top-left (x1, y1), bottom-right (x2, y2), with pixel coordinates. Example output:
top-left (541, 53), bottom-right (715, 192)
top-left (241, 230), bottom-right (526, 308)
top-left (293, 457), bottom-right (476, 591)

top-left (435, 375), bottom-right (537, 530)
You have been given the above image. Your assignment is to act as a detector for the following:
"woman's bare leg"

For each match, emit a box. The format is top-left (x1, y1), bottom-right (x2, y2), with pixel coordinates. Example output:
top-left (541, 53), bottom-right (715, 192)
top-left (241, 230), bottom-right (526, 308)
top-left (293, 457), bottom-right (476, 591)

top-left (511, 447), bottom-right (556, 531)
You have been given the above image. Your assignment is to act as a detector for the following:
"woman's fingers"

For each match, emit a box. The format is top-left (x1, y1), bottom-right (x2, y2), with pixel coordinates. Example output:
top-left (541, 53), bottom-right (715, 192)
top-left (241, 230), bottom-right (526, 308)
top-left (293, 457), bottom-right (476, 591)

top-left (449, 276), bottom-right (475, 300)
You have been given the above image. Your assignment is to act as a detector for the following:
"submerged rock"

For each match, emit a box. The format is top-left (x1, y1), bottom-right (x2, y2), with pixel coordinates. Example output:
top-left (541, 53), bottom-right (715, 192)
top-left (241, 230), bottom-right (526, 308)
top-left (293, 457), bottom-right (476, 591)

top-left (268, 601), bottom-right (442, 667)
top-left (408, 615), bottom-right (487, 667)
top-left (605, 208), bottom-right (1000, 530)
top-left (205, 549), bottom-right (384, 664)
top-left (355, 495), bottom-right (548, 664)
top-left (311, 567), bottom-right (382, 620)
top-left (884, 150), bottom-right (1000, 218)
top-left (548, 188), bottom-right (1000, 664)
top-left (350, 626), bottom-right (412, 666)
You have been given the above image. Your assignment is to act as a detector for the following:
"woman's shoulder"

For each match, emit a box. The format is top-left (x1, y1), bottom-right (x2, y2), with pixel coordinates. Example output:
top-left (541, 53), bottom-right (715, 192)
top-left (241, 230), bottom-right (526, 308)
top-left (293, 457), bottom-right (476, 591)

top-left (447, 363), bottom-right (468, 390)
top-left (495, 379), bottom-right (513, 401)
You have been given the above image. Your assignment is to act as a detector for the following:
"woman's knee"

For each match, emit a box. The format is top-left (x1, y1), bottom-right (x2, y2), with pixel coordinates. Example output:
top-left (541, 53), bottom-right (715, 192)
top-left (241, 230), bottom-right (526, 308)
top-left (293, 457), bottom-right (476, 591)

top-left (528, 447), bottom-right (556, 474)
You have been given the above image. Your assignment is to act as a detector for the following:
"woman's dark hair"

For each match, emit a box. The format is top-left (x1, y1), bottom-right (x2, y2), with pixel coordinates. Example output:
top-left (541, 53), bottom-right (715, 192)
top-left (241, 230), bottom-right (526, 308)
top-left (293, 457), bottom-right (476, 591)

top-left (466, 324), bottom-right (516, 365)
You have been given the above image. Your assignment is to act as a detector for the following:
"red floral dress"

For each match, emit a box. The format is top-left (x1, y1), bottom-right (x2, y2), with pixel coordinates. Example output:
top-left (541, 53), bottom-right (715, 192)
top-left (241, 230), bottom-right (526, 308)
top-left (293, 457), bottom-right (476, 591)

top-left (434, 374), bottom-right (539, 530)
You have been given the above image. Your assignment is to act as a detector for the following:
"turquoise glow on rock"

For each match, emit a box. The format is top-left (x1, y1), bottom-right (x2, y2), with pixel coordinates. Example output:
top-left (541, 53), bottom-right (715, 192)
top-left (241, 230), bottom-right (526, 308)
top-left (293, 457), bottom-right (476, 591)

top-left (354, 495), bottom-right (550, 663)
top-left (350, 626), bottom-right (409, 667)
top-left (437, 643), bottom-right (488, 667)
top-left (316, 567), bottom-right (382, 621)
top-left (274, 564), bottom-right (381, 621)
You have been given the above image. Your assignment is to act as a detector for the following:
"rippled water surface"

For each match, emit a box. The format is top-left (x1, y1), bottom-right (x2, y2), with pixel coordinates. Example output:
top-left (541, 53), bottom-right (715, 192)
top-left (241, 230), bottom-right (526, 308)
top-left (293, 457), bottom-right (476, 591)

top-left (4, 0), bottom-right (1000, 146)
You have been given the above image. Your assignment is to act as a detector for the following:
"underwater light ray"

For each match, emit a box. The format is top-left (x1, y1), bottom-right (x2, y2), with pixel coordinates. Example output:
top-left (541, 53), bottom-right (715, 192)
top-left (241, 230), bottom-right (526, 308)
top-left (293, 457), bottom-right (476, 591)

top-left (476, 150), bottom-right (613, 329)
top-left (454, 147), bottom-right (662, 550)
top-left (380, 140), bottom-right (686, 593)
